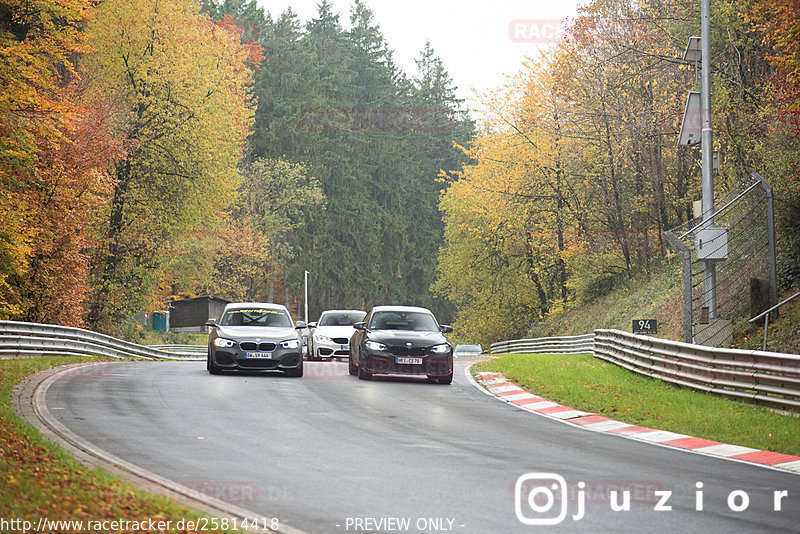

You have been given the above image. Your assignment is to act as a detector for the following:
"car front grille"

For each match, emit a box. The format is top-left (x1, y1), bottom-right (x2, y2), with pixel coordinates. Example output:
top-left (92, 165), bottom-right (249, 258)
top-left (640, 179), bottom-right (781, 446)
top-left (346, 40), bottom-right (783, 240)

top-left (333, 337), bottom-right (349, 345)
top-left (236, 358), bottom-right (280, 369)
top-left (240, 342), bottom-right (277, 351)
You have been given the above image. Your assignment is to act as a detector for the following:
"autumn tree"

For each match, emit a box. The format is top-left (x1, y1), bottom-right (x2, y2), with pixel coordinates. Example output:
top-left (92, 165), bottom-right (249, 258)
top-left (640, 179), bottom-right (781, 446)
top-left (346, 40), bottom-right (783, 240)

top-left (0, 0), bottom-right (122, 325)
top-left (85, 0), bottom-right (256, 333)
top-left (204, 158), bottom-right (324, 305)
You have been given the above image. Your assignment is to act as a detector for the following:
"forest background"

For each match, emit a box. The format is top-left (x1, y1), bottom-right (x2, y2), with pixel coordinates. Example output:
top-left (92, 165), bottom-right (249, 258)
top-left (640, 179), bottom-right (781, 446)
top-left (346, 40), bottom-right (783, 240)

top-left (1, 0), bottom-right (798, 344)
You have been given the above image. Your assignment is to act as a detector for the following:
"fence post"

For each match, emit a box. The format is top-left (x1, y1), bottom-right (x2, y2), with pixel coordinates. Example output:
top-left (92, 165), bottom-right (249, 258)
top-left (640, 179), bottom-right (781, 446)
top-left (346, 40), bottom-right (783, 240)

top-left (664, 231), bottom-right (693, 343)
top-left (754, 173), bottom-right (778, 312)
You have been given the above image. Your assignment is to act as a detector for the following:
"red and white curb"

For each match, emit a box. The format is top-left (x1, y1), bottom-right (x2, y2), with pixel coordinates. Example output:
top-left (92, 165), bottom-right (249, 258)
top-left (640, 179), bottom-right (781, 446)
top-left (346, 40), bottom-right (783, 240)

top-left (472, 370), bottom-right (800, 475)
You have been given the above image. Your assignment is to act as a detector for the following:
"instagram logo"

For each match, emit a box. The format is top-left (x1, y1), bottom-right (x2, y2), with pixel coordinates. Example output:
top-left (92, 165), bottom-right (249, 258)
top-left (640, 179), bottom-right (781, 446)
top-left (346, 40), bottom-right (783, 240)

top-left (515, 473), bottom-right (572, 525)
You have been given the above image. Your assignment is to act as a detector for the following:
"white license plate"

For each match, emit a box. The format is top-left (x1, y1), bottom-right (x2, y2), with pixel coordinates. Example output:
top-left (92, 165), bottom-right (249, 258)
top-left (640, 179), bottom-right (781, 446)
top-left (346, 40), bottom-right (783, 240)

top-left (396, 357), bottom-right (423, 365)
top-left (340, 344), bottom-right (350, 351)
top-left (246, 352), bottom-right (272, 359)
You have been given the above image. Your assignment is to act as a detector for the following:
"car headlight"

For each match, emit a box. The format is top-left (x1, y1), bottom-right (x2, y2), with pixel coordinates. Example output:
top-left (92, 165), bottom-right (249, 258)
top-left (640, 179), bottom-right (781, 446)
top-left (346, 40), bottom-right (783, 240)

top-left (213, 338), bottom-right (235, 348)
top-left (314, 334), bottom-right (332, 343)
top-left (365, 340), bottom-right (387, 351)
top-left (281, 339), bottom-right (301, 349)
top-left (431, 343), bottom-right (451, 354)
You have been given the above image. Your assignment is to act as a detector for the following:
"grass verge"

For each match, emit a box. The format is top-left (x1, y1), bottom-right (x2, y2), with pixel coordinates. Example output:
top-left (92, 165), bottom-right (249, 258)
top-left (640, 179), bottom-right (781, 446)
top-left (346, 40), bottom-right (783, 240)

top-left (0, 357), bottom-right (231, 533)
top-left (476, 353), bottom-right (800, 456)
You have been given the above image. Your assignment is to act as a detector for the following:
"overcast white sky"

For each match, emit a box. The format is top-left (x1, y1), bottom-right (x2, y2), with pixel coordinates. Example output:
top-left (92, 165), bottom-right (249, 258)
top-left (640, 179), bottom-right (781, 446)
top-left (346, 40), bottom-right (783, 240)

top-left (255, 0), bottom-right (583, 114)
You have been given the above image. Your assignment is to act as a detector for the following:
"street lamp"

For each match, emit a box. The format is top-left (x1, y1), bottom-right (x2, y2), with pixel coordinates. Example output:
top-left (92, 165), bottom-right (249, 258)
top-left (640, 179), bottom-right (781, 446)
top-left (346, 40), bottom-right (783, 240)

top-left (304, 270), bottom-right (309, 323)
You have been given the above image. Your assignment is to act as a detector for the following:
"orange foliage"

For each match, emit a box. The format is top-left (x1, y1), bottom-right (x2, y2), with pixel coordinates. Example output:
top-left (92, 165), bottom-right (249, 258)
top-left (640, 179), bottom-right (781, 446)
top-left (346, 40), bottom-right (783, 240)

top-left (747, 0), bottom-right (800, 126)
top-left (0, 0), bottom-right (122, 325)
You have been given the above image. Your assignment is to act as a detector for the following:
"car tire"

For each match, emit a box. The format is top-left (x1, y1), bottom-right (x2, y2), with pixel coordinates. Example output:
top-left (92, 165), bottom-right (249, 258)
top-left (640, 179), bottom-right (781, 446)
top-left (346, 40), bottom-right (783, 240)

top-left (349, 356), bottom-right (358, 376)
top-left (358, 362), bottom-right (372, 380)
top-left (429, 372), bottom-right (453, 384)
top-left (285, 363), bottom-right (304, 377)
top-left (208, 351), bottom-right (221, 375)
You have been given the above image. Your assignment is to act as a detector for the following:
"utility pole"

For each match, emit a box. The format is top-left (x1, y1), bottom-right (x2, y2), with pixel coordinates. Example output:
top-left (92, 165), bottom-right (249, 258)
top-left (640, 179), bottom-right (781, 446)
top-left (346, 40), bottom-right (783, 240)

top-left (700, 0), bottom-right (717, 318)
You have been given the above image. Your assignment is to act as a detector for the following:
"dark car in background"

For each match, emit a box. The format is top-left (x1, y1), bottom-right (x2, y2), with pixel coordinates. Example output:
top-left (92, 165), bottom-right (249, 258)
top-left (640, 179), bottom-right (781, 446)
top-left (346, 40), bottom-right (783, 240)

top-left (206, 303), bottom-right (307, 377)
top-left (349, 306), bottom-right (453, 384)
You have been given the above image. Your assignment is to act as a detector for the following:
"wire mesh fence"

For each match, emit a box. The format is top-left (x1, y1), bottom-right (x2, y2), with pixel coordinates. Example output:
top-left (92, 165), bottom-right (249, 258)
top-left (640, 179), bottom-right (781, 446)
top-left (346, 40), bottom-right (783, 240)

top-left (664, 174), bottom-right (777, 347)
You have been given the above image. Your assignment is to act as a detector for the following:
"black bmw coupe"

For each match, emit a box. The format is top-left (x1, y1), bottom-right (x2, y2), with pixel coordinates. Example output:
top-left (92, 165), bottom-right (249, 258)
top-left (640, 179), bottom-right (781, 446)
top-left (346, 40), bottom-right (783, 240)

top-left (349, 306), bottom-right (454, 384)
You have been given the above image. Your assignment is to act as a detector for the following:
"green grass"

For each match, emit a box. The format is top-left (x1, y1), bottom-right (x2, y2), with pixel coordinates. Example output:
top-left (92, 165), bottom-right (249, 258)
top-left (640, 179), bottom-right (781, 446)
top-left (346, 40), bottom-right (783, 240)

top-left (477, 353), bottom-right (800, 456)
top-left (0, 357), bottom-right (231, 533)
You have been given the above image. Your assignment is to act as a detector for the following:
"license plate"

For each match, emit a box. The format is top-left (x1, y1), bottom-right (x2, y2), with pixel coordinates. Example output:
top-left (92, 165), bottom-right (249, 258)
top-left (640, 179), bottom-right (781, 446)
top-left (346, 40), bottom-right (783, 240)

top-left (340, 344), bottom-right (350, 351)
top-left (246, 352), bottom-right (272, 359)
top-left (396, 357), bottom-right (422, 365)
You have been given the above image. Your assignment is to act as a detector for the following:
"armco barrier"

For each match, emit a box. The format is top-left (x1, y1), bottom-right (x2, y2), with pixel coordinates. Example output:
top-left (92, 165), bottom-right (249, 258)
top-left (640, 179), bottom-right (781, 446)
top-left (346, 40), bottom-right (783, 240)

top-left (593, 329), bottom-right (800, 411)
top-left (0, 321), bottom-right (202, 360)
top-left (490, 329), bottom-right (800, 412)
top-left (147, 344), bottom-right (207, 357)
top-left (490, 334), bottom-right (595, 355)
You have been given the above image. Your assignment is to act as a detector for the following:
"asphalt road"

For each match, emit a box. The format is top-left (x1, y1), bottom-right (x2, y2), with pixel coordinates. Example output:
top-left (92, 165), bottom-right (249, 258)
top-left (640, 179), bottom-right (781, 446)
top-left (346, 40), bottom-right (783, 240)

top-left (44, 359), bottom-right (800, 533)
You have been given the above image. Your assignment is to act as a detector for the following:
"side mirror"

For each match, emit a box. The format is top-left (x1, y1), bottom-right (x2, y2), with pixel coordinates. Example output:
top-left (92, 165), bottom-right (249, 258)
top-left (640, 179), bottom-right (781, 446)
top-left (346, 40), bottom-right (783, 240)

top-left (308, 322), bottom-right (317, 329)
top-left (353, 322), bottom-right (366, 331)
top-left (295, 320), bottom-right (308, 330)
top-left (440, 325), bottom-right (453, 333)
top-left (205, 318), bottom-right (217, 328)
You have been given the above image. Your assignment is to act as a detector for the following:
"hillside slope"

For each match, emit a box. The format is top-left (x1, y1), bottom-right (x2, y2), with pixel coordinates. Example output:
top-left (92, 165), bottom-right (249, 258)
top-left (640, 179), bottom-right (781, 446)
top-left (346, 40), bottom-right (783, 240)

top-left (524, 258), bottom-right (799, 355)
top-left (526, 258), bottom-right (685, 341)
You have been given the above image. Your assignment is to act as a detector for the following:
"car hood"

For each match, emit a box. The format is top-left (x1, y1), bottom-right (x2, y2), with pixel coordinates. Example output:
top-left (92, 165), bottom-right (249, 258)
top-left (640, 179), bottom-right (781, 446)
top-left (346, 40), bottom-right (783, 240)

top-left (367, 330), bottom-right (448, 347)
top-left (314, 325), bottom-right (357, 337)
top-left (215, 325), bottom-right (297, 340)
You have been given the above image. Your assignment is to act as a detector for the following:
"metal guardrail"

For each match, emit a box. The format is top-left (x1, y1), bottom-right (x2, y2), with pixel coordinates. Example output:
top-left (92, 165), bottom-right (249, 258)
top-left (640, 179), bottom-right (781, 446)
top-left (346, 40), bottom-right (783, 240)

top-left (593, 329), bottom-right (800, 411)
top-left (490, 329), bottom-right (800, 412)
top-left (490, 334), bottom-right (595, 355)
top-left (0, 321), bottom-right (202, 361)
top-left (148, 344), bottom-right (207, 358)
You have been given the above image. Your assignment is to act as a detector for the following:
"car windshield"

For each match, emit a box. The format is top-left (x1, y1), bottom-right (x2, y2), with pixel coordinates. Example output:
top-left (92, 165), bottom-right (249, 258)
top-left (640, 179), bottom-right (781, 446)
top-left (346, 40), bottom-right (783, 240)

top-left (456, 345), bottom-right (482, 354)
top-left (220, 308), bottom-right (292, 327)
top-left (319, 312), bottom-right (366, 326)
top-left (368, 311), bottom-right (439, 332)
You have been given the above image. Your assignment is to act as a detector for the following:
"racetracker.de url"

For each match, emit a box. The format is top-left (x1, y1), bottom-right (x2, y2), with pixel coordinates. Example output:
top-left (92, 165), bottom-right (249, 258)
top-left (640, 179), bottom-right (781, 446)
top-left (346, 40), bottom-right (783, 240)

top-left (0, 516), bottom-right (280, 532)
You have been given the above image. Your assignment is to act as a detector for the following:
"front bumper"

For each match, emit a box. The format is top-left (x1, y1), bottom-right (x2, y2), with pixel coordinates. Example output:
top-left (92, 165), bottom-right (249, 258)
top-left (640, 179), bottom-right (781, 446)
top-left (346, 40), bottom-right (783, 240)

top-left (211, 345), bottom-right (302, 371)
top-left (313, 338), bottom-right (351, 359)
top-left (360, 350), bottom-right (453, 377)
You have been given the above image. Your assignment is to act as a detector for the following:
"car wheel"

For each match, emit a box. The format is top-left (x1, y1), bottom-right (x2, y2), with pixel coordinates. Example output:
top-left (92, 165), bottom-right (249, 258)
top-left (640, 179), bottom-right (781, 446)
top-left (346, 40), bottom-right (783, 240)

top-left (208, 352), bottom-right (221, 375)
top-left (429, 372), bottom-right (453, 384)
top-left (349, 356), bottom-right (358, 376)
top-left (358, 362), bottom-right (372, 380)
top-left (285, 363), bottom-right (304, 377)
